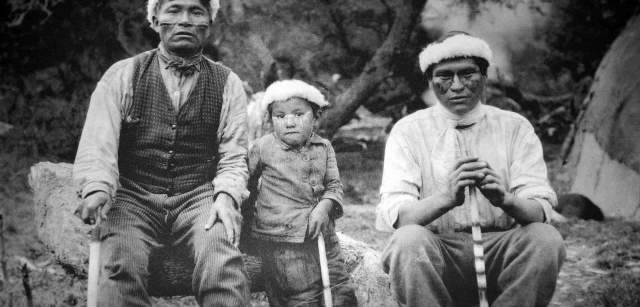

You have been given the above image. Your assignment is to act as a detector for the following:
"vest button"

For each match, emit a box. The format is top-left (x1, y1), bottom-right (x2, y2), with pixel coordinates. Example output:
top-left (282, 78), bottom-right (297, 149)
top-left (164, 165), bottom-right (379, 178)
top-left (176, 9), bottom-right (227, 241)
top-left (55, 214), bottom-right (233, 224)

top-left (169, 162), bottom-right (175, 168)
top-left (170, 124), bottom-right (177, 130)
top-left (168, 150), bottom-right (174, 155)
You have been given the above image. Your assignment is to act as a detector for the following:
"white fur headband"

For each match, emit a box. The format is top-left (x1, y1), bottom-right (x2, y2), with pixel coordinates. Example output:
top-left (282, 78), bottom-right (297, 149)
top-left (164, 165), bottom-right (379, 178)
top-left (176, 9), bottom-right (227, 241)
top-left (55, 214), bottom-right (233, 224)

top-left (147, 0), bottom-right (220, 24)
top-left (262, 80), bottom-right (329, 109)
top-left (419, 33), bottom-right (493, 73)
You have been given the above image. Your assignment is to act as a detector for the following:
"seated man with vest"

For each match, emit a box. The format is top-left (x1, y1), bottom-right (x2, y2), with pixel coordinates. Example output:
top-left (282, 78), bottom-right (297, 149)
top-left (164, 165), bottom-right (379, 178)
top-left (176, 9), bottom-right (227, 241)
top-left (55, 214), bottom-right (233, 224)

top-left (73, 0), bottom-right (250, 305)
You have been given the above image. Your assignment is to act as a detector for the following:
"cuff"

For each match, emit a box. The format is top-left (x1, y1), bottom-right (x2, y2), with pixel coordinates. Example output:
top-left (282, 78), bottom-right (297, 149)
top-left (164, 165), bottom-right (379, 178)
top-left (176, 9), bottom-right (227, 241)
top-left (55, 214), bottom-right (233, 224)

top-left (81, 181), bottom-right (114, 199)
top-left (321, 195), bottom-right (344, 219)
top-left (213, 189), bottom-right (242, 210)
top-left (376, 193), bottom-right (416, 232)
top-left (530, 197), bottom-right (554, 223)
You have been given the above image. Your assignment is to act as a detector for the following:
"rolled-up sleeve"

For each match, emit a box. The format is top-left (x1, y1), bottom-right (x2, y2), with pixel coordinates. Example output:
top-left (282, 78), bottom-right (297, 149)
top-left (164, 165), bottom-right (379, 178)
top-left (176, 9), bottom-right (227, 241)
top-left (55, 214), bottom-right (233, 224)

top-left (213, 72), bottom-right (249, 207)
top-left (73, 61), bottom-right (130, 199)
top-left (509, 120), bottom-right (557, 223)
top-left (321, 143), bottom-right (344, 219)
top-left (376, 126), bottom-right (422, 232)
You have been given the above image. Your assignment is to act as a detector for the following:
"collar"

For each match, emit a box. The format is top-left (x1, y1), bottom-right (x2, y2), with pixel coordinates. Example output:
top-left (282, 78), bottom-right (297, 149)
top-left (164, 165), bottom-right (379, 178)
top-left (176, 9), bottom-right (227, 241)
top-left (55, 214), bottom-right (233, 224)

top-left (157, 44), bottom-right (203, 75)
top-left (273, 133), bottom-right (324, 151)
top-left (434, 101), bottom-right (486, 128)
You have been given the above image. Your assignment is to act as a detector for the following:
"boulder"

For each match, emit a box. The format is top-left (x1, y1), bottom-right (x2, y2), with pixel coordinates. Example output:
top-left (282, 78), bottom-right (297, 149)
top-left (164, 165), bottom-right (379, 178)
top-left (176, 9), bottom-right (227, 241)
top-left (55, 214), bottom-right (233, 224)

top-left (28, 162), bottom-right (395, 306)
top-left (564, 13), bottom-right (640, 220)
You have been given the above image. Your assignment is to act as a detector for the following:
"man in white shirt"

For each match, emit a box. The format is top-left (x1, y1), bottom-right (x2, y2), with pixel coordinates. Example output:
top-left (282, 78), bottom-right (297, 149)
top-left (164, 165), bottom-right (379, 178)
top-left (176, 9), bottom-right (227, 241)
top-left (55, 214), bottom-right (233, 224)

top-left (377, 31), bottom-right (565, 307)
top-left (73, 0), bottom-right (249, 305)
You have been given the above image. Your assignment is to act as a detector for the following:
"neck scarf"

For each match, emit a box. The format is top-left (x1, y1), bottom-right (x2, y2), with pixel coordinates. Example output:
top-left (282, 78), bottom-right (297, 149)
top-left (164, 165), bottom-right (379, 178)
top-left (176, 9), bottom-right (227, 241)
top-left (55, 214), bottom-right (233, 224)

top-left (434, 101), bottom-right (486, 129)
top-left (158, 44), bottom-right (203, 77)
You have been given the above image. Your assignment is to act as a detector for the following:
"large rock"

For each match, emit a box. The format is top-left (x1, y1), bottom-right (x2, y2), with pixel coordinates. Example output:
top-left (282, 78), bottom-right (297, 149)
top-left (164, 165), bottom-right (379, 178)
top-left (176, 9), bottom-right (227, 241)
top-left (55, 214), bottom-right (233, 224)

top-left (28, 162), bottom-right (395, 306)
top-left (564, 13), bottom-right (640, 220)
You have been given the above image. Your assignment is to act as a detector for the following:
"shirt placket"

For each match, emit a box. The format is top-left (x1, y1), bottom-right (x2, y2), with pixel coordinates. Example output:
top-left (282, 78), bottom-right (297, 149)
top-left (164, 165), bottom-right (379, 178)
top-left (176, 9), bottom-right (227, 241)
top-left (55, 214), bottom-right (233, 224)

top-left (171, 73), bottom-right (186, 111)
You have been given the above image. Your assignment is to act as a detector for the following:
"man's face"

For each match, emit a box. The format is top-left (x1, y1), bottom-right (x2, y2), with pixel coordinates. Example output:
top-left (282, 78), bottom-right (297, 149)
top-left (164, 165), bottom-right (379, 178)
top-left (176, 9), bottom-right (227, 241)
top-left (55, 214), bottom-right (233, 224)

top-left (430, 58), bottom-right (486, 116)
top-left (271, 98), bottom-right (316, 148)
top-left (152, 0), bottom-right (211, 57)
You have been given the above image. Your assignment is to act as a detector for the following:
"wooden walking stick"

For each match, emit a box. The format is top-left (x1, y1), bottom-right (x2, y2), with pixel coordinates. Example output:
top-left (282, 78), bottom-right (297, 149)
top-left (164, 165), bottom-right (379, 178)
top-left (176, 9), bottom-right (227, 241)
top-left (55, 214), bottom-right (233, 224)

top-left (317, 232), bottom-right (333, 307)
top-left (87, 224), bottom-right (101, 307)
top-left (456, 129), bottom-right (490, 307)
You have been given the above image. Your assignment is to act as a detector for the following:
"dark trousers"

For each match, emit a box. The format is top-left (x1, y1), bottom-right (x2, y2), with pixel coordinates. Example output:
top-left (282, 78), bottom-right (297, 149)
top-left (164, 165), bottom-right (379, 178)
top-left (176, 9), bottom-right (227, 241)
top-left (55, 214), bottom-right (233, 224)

top-left (96, 179), bottom-right (249, 306)
top-left (255, 231), bottom-right (357, 307)
top-left (382, 223), bottom-right (566, 307)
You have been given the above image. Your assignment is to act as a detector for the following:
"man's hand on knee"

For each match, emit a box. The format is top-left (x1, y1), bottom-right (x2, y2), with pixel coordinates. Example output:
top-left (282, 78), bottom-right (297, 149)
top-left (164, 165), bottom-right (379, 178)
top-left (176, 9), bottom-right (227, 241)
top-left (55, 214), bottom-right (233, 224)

top-left (75, 191), bottom-right (112, 225)
top-left (205, 193), bottom-right (242, 247)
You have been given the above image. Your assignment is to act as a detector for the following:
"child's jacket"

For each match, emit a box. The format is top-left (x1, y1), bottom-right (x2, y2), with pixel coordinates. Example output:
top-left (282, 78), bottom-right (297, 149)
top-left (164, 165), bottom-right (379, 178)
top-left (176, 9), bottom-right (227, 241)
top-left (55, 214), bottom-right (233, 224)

top-left (247, 133), bottom-right (344, 243)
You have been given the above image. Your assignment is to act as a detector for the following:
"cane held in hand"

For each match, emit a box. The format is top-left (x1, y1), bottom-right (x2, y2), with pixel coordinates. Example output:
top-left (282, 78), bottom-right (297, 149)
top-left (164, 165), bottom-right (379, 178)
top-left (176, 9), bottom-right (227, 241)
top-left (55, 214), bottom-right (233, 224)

top-left (455, 129), bottom-right (489, 307)
top-left (318, 232), bottom-right (333, 307)
top-left (87, 224), bottom-right (100, 307)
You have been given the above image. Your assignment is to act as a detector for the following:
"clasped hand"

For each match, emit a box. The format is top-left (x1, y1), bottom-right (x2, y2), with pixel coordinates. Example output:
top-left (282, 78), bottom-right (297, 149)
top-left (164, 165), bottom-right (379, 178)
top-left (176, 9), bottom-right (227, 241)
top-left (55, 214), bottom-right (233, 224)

top-left (445, 157), bottom-right (508, 208)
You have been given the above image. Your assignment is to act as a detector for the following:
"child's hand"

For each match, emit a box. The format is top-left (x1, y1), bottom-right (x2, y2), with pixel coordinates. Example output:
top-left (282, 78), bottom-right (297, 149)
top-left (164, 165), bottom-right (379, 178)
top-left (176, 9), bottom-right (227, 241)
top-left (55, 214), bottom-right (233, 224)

top-left (308, 199), bottom-right (334, 240)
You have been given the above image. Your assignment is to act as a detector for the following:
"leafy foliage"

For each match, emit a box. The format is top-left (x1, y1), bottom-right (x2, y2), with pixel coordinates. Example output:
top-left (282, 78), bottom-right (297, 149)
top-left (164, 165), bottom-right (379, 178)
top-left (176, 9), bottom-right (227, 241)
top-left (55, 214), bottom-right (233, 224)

top-left (0, 0), bottom-right (129, 160)
top-left (0, 0), bottom-right (639, 159)
top-left (545, 0), bottom-right (639, 79)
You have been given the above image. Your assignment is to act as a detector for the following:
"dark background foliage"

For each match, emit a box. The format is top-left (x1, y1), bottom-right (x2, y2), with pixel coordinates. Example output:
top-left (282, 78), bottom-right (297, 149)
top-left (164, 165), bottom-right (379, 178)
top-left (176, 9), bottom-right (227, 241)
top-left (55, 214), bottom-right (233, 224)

top-left (0, 0), bottom-right (637, 159)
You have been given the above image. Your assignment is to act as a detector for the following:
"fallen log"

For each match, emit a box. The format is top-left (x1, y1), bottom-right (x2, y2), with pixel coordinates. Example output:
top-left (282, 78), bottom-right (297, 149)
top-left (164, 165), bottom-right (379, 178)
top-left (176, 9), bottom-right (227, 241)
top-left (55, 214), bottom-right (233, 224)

top-left (28, 162), bottom-right (394, 306)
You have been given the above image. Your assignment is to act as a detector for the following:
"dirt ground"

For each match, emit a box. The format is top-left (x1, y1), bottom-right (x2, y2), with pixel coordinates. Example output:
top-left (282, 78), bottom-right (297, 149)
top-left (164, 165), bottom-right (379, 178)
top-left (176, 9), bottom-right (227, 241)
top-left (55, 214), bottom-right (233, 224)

top-left (0, 149), bottom-right (639, 306)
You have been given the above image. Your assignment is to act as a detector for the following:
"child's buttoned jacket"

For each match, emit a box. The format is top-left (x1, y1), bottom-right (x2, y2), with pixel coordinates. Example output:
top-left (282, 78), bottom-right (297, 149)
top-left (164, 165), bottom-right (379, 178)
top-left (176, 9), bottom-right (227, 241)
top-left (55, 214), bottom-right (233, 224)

top-left (247, 133), bottom-right (343, 243)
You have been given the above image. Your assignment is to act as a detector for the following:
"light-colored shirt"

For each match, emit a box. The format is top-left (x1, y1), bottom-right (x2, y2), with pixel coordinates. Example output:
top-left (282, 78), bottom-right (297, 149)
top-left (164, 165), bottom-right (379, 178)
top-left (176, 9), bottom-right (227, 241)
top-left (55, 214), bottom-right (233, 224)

top-left (73, 45), bottom-right (249, 206)
top-left (376, 102), bottom-right (556, 233)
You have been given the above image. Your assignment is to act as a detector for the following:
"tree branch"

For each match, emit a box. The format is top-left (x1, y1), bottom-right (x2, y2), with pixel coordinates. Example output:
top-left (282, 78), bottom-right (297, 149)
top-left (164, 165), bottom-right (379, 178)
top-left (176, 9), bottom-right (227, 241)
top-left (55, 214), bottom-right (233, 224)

top-left (318, 0), bottom-right (427, 138)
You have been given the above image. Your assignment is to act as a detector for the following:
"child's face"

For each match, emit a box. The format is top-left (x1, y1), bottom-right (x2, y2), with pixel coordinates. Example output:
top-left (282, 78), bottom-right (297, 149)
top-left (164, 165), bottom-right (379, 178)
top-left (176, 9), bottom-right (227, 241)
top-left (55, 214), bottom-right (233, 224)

top-left (271, 97), bottom-right (315, 148)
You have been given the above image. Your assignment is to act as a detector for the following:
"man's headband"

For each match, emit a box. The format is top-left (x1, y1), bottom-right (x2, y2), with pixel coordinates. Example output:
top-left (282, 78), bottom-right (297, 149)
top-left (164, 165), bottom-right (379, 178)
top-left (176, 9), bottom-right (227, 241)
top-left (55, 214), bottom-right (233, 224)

top-left (147, 0), bottom-right (220, 24)
top-left (418, 33), bottom-right (493, 73)
top-left (263, 80), bottom-right (330, 109)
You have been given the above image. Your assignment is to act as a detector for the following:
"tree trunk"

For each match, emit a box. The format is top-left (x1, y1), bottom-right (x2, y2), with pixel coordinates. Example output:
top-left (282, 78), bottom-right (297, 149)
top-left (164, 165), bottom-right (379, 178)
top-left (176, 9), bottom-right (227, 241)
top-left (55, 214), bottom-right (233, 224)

top-left (564, 13), bottom-right (640, 220)
top-left (28, 162), bottom-right (395, 305)
top-left (318, 0), bottom-right (427, 138)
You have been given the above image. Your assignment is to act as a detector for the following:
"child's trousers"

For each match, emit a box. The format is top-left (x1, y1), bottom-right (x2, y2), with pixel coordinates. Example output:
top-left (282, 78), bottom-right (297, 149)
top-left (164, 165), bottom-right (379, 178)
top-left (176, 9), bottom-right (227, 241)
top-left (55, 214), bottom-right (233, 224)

top-left (255, 231), bottom-right (358, 307)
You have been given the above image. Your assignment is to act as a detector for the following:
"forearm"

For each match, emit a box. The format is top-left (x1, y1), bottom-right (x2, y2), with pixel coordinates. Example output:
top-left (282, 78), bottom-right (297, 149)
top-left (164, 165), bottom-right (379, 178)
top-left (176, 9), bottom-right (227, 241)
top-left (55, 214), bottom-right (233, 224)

top-left (73, 80), bottom-right (122, 198)
top-left (499, 193), bottom-right (545, 225)
top-left (213, 152), bottom-right (248, 207)
top-left (214, 72), bottom-right (249, 206)
top-left (396, 193), bottom-right (453, 227)
top-left (315, 199), bottom-right (335, 215)
top-left (215, 192), bottom-right (236, 209)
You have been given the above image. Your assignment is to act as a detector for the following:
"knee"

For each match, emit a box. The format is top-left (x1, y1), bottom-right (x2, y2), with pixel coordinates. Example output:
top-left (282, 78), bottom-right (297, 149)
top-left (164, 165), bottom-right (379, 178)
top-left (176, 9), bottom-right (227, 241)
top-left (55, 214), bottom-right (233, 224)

top-left (388, 225), bottom-right (437, 251)
top-left (382, 225), bottom-right (438, 265)
top-left (518, 223), bottom-right (566, 260)
top-left (102, 239), bottom-right (149, 280)
top-left (192, 222), bottom-right (243, 272)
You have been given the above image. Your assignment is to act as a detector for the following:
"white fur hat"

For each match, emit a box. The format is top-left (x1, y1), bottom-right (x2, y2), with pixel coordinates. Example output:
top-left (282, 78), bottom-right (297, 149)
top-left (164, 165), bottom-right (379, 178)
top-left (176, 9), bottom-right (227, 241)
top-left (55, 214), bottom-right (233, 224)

top-left (147, 0), bottom-right (220, 24)
top-left (419, 33), bottom-right (493, 73)
top-left (262, 80), bottom-right (329, 108)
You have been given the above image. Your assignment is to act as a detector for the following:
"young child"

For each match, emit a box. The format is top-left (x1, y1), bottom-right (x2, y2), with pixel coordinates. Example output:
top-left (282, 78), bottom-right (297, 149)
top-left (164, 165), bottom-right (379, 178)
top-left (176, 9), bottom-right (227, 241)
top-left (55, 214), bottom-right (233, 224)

top-left (246, 79), bottom-right (357, 307)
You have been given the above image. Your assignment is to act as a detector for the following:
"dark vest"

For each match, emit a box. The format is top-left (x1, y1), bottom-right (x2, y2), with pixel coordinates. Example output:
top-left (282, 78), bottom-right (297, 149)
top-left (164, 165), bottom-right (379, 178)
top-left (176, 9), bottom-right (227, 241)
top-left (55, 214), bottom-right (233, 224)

top-left (118, 50), bottom-right (229, 195)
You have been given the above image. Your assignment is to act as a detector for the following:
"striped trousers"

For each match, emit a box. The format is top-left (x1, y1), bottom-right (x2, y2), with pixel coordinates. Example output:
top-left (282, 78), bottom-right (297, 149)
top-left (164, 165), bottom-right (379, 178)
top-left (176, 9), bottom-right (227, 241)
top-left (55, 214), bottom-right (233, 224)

top-left (381, 223), bottom-right (565, 307)
top-left (96, 178), bottom-right (249, 306)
